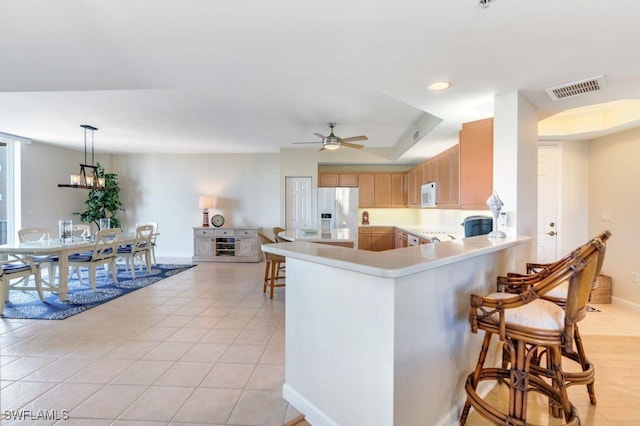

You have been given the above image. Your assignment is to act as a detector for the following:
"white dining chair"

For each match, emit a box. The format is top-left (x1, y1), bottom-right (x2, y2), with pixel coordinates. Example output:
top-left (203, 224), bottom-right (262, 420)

top-left (17, 227), bottom-right (57, 290)
top-left (135, 222), bottom-right (158, 265)
top-left (117, 225), bottom-right (154, 278)
top-left (1, 254), bottom-right (40, 314)
top-left (73, 224), bottom-right (92, 239)
top-left (65, 228), bottom-right (121, 291)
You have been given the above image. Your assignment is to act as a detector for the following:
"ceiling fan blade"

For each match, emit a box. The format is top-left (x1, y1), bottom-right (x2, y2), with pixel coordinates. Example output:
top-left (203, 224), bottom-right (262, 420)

top-left (313, 133), bottom-right (326, 139)
top-left (339, 135), bottom-right (368, 143)
top-left (292, 141), bottom-right (321, 144)
top-left (318, 146), bottom-right (326, 151)
top-left (341, 142), bottom-right (365, 149)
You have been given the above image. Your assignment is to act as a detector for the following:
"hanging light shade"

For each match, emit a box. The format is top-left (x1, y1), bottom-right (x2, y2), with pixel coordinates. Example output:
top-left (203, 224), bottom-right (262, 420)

top-left (58, 125), bottom-right (107, 190)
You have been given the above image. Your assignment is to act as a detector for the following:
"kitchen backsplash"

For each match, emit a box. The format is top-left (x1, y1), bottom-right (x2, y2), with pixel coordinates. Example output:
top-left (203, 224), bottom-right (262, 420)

top-left (358, 208), bottom-right (491, 233)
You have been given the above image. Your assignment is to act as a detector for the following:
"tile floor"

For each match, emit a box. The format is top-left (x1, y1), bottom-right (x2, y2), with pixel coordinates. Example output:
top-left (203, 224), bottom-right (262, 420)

top-left (1, 260), bottom-right (303, 426)
top-left (1, 259), bottom-right (639, 425)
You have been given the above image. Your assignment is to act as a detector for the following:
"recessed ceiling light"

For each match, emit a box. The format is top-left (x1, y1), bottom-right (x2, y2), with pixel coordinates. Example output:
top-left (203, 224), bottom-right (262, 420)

top-left (427, 81), bottom-right (451, 91)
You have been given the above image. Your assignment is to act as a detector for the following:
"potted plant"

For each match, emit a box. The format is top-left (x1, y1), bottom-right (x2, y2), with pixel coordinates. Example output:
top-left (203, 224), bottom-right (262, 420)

top-left (74, 163), bottom-right (125, 229)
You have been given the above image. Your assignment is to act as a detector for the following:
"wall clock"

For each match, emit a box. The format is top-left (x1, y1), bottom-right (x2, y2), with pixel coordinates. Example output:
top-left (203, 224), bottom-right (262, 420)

top-left (211, 214), bottom-right (225, 227)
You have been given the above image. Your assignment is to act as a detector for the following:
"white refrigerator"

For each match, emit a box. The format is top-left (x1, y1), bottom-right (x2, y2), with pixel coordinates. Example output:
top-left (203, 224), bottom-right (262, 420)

top-left (317, 187), bottom-right (359, 240)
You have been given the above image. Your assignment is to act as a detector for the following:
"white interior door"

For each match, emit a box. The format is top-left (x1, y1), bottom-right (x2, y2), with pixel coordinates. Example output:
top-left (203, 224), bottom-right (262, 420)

top-left (285, 177), bottom-right (312, 230)
top-left (537, 145), bottom-right (560, 262)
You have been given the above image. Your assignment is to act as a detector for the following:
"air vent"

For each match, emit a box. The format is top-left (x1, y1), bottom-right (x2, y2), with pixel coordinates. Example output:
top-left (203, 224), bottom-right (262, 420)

top-left (545, 75), bottom-right (606, 101)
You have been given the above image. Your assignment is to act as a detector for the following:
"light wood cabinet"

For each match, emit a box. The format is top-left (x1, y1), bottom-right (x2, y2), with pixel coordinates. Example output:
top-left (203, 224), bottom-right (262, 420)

top-left (193, 227), bottom-right (262, 262)
top-left (359, 226), bottom-right (394, 251)
top-left (319, 173), bottom-right (358, 187)
top-left (395, 228), bottom-right (408, 249)
top-left (459, 118), bottom-right (493, 208)
top-left (391, 174), bottom-right (406, 207)
top-left (339, 174), bottom-right (358, 187)
top-left (435, 144), bottom-right (459, 206)
top-left (358, 173), bottom-right (406, 208)
top-left (406, 168), bottom-right (419, 207)
top-left (358, 174), bottom-right (375, 207)
top-left (374, 174), bottom-right (392, 206)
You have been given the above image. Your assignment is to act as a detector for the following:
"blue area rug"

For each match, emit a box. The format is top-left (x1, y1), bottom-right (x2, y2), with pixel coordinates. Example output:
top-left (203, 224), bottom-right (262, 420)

top-left (1, 263), bottom-right (196, 320)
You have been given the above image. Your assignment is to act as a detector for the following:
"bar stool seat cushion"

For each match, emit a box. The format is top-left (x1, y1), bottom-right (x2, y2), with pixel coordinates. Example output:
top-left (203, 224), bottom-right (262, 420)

top-left (486, 292), bottom-right (565, 330)
top-left (2, 263), bottom-right (32, 273)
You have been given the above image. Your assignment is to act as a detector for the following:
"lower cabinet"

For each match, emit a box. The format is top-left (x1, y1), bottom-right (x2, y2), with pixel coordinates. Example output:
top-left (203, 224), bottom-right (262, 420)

top-left (359, 227), bottom-right (395, 251)
top-left (193, 227), bottom-right (262, 262)
top-left (395, 228), bottom-right (408, 249)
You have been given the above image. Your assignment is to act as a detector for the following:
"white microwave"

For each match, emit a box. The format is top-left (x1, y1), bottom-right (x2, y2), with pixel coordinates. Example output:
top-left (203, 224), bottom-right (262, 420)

top-left (421, 182), bottom-right (436, 207)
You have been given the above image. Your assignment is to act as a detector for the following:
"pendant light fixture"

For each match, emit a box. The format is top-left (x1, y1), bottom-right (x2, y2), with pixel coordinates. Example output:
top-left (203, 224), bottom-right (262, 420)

top-left (58, 124), bottom-right (106, 189)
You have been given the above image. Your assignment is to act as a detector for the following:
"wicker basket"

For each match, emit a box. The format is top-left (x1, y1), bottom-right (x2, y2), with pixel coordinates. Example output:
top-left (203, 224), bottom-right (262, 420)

top-left (589, 274), bottom-right (612, 304)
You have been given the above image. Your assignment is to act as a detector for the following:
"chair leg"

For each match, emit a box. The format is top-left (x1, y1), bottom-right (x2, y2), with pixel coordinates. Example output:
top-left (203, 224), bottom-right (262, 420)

top-left (548, 345), bottom-right (575, 422)
top-left (0, 278), bottom-right (6, 315)
top-left (88, 265), bottom-right (97, 291)
top-left (145, 251), bottom-right (152, 272)
top-left (460, 331), bottom-right (493, 425)
top-left (263, 260), bottom-right (270, 293)
top-left (111, 259), bottom-right (119, 284)
top-left (34, 268), bottom-right (45, 301)
top-left (509, 339), bottom-right (528, 420)
top-left (573, 325), bottom-right (597, 405)
top-left (269, 261), bottom-right (278, 299)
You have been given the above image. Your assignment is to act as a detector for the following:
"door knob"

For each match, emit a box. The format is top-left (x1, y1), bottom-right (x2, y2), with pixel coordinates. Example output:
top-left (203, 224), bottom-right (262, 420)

top-left (546, 231), bottom-right (557, 236)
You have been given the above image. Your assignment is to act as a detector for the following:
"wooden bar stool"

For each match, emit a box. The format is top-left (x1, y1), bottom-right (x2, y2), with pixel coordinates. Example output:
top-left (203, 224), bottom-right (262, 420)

top-left (460, 236), bottom-right (605, 425)
top-left (258, 232), bottom-right (285, 299)
top-left (496, 231), bottom-right (611, 406)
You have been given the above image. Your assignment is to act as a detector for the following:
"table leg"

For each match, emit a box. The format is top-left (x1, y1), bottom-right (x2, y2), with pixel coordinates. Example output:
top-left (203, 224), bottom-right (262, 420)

top-left (58, 253), bottom-right (69, 301)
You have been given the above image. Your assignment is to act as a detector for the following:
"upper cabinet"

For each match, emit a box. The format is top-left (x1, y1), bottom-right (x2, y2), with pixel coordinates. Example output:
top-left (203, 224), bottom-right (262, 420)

top-left (435, 144), bottom-right (459, 207)
top-left (319, 173), bottom-right (359, 187)
top-left (459, 118), bottom-right (493, 209)
top-left (359, 172), bottom-right (405, 208)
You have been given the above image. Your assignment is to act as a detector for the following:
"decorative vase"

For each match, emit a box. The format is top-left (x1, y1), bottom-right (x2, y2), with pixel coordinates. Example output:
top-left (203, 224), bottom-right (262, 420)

top-left (486, 191), bottom-right (506, 239)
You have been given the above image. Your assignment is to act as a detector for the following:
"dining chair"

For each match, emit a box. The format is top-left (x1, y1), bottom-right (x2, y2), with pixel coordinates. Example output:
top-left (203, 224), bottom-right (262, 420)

top-left (17, 227), bottom-right (57, 290)
top-left (66, 228), bottom-right (121, 291)
top-left (258, 232), bottom-right (285, 299)
top-left (117, 225), bottom-right (154, 278)
top-left (1, 254), bottom-right (40, 314)
top-left (72, 224), bottom-right (92, 239)
top-left (136, 222), bottom-right (158, 265)
top-left (273, 226), bottom-right (286, 243)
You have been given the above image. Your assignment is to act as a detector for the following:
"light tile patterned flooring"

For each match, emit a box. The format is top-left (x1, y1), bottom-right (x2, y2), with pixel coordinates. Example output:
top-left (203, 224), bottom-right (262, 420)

top-left (1, 260), bottom-right (304, 426)
top-left (1, 259), bottom-right (639, 425)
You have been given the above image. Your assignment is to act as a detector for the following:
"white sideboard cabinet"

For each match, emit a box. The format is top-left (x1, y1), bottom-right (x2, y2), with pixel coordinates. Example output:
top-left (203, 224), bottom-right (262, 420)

top-left (193, 227), bottom-right (262, 262)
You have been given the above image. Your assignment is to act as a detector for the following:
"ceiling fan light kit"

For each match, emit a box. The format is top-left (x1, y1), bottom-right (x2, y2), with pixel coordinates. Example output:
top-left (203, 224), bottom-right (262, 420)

top-left (292, 122), bottom-right (367, 151)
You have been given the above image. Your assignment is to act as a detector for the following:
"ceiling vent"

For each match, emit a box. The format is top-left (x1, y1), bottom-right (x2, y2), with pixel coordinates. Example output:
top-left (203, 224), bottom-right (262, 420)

top-left (545, 75), bottom-right (607, 101)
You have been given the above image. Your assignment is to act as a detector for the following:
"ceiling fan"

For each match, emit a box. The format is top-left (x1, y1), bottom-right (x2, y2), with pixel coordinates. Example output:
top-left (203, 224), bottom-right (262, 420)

top-left (293, 122), bottom-right (367, 151)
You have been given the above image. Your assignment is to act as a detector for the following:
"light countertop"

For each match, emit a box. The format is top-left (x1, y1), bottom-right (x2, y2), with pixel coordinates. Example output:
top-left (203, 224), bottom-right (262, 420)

top-left (277, 228), bottom-right (355, 243)
top-left (263, 235), bottom-right (531, 278)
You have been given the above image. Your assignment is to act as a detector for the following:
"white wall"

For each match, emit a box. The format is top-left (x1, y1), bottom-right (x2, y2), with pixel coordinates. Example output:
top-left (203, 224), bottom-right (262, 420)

top-left (112, 153), bottom-right (280, 257)
top-left (20, 141), bottom-right (111, 235)
top-left (588, 127), bottom-right (640, 306)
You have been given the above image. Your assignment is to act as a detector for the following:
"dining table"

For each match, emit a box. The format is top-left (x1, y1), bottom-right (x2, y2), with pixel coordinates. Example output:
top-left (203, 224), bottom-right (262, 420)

top-left (0, 232), bottom-right (139, 301)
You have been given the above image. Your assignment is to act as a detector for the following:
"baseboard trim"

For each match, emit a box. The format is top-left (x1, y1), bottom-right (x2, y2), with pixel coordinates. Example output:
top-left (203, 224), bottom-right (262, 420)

top-left (612, 296), bottom-right (640, 312)
top-left (283, 384), bottom-right (339, 426)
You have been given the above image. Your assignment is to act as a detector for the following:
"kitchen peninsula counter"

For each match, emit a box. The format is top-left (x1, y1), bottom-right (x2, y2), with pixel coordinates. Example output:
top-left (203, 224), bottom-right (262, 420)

top-left (277, 228), bottom-right (355, 248)
top-left (262, 236), bottom-right (531, 426)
